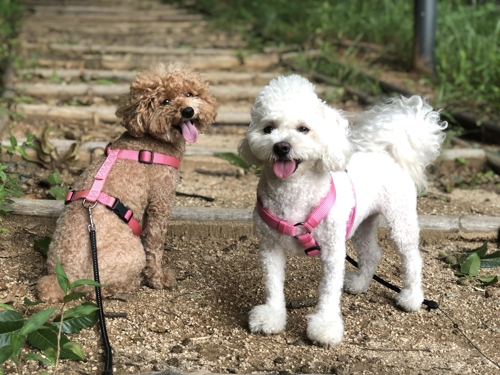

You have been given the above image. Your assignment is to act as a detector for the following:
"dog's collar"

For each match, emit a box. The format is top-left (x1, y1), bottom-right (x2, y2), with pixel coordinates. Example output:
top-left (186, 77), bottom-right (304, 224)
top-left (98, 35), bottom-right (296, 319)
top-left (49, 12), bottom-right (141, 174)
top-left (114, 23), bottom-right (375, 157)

top-left (65, 143), bottom-right (181, 236)
top-left (256, 173), bottom-right (356, 256)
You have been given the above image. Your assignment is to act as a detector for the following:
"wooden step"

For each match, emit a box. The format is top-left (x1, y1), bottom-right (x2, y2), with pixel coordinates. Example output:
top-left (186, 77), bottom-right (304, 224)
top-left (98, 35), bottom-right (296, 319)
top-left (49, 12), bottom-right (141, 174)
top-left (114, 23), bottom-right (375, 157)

top-left (13, 83), bottom-right (327, 101)
top-left (17, 68), bottom-right (281, 84)
top-left (14, 104), bottom-right (252, 125)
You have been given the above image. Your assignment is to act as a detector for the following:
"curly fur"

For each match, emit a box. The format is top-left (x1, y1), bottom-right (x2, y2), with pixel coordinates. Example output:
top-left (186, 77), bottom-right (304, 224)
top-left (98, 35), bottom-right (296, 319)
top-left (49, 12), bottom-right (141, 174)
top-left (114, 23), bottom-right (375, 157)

top-left (239, 75), bottom-right (446, 348)
top-left (37, 63), bottom-right (218, 303)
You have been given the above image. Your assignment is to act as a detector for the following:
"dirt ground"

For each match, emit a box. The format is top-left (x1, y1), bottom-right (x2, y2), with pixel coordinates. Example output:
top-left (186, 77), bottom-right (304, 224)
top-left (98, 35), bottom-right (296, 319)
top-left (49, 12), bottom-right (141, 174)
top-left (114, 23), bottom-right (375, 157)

top-left (1, 156), bottom-right (500, 375)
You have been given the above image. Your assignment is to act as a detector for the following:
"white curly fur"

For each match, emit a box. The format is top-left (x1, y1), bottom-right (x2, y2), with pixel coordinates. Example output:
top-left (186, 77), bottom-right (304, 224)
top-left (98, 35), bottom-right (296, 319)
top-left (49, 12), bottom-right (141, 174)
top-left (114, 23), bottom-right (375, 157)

top-left (239, 75), bottom-right (446, 348)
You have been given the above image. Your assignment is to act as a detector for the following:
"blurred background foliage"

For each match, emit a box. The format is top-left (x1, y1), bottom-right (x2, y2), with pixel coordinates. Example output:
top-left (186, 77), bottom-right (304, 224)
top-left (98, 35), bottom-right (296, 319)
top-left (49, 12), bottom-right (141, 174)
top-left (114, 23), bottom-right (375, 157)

top-left (0, 0), bottom-right (24, 76)
top-left (164, 0), bottom-right (500, 122)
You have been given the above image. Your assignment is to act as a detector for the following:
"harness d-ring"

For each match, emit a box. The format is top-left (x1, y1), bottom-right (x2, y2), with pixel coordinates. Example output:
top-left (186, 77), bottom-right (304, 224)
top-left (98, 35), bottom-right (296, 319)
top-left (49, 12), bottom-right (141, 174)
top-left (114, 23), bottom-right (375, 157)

top-left (83, 199), bottom-right (98, 232)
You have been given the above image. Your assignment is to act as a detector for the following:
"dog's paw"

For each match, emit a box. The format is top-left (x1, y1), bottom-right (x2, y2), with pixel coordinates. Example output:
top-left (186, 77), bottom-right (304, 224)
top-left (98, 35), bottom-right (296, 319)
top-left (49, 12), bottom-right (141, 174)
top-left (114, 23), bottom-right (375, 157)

top-left (306, 313), bottom-right (344, 349)
top-left (146, 268), bottom-right (176, 289)
top-left (343, 272), bottom-right (369, 294)
top-left (248, 304), bottom-right (286, 334)
top-left (396, 288), bottom-right (424, 312)
top-left (37, 275), bottom-right (65, 303)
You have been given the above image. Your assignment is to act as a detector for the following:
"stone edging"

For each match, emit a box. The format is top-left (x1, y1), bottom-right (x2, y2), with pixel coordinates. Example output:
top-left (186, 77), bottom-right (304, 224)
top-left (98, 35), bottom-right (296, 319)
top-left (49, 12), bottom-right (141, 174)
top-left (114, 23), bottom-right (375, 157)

top-left (6, 198), bottom-right (500, 234)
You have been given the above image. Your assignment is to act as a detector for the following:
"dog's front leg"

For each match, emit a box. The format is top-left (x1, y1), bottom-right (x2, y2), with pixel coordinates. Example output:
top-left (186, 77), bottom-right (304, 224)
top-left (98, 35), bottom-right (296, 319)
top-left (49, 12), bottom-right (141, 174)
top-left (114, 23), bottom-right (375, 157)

top-left (249, 245), bottom-right (287, 334)
top-left (142, 200), bottom-right (176, 290)
top-left (307, 238), bottom-right (346, 348)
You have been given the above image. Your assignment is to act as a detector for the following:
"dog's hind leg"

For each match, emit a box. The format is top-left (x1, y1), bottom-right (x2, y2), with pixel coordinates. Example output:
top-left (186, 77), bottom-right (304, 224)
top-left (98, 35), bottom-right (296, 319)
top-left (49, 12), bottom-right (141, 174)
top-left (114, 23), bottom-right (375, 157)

top-left (386, 210), bottom-right (424, 312)
top-left (343, 214), bottom-right (382, 294)
top-left (248, 247), bottom-right (287, 334)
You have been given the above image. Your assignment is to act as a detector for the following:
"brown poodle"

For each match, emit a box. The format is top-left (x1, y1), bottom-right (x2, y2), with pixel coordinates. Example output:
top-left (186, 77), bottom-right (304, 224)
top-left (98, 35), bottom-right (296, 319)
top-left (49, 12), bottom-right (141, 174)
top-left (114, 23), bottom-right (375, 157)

top-left (37, 63), bottom-right (218, 303)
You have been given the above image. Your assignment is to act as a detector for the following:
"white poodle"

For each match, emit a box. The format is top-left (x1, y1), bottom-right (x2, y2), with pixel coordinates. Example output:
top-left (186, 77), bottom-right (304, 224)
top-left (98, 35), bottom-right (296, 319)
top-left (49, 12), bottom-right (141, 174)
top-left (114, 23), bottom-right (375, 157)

top-left (238, 75), bottom-right (447, 348)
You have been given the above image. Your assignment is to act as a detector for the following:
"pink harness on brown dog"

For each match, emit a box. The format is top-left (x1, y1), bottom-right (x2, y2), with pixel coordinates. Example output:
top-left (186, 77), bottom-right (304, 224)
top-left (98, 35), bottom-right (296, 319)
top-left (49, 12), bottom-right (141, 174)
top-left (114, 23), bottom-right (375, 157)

top-left (65, 143), bottom-right (181, 236)
top-left (257, 173), bottom-right (356, 256)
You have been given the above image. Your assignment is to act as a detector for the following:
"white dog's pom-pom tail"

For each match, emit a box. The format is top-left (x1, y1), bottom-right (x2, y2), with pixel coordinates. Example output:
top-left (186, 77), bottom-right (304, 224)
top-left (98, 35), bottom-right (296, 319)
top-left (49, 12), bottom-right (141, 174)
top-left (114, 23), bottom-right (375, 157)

top-left (350, 95), bottom-right (447, 194)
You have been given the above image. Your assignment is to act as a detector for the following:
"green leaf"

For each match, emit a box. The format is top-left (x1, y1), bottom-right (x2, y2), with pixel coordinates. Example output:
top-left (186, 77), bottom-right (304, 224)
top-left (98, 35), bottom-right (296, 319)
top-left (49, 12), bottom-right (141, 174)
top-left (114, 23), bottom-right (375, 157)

top-left (23, 352), bottom-right (54, 366)
top-left (14, 146), bottom-right (28, 158)
top-left (466, 242), bottom-right (488, 258)
top-left (216, 152), bottom-right (250, 169)
top-left (0, 344), bottom-right (13, 365)
top-left (52, 302), bottom-right (98, 334)
top-left (70, 279), bottom-right (102, 289)
top-left (49, 185), bottom-right (69, 201)
top-left (0, 309), bottom-right (24, 347)
top-left (9, 134), bottom-right (17, 148)
top-left (460, 252), bottom-right (481, 277)
top-left (34, 236), bottom-right (51, 258)
top-left (23, 297), bottom-right (44, 307)
top-left (61, 341), bottom-right (85, 360)
top-left (55, 261), bottom-right (70, 294)
top-left (47, 170), bottom-right (61, 186)
top-left (63, 292), bottom-right (85, 304)
top-left (481, 258), bottom-right (500, 269)
top-left (27, 324), bottom-right (84, 360)
top-left (482, 250), bottom-right (500, 259)
top-left (478, 275), bottom-right (499, 286)
top-left (9, 333), bottom-right (24, 363)
top-left (0, 303), bottom-right (15, 311)
top-left (43, 346), bottom-right (57, 364)
top-left (20, 307), bottom-right (58, 335)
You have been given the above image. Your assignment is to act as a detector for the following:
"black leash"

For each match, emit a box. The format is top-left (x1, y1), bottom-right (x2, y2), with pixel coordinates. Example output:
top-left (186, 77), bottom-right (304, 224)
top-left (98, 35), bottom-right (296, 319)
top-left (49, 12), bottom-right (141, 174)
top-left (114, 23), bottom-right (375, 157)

top-left (345, 254), bottom-right (500, 370)
top-left (85, 201), bottom-right (114, 375)
top-left (345, 255), bottom-right (438, 310)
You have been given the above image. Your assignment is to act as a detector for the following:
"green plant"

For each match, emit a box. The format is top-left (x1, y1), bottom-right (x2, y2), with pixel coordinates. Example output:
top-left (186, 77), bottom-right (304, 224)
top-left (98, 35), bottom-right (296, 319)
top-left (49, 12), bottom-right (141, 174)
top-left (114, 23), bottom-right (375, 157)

top-left (0, 134), bottom-right (35, 233)
top-left (47, 170), bottom-right (69, 201)
top-left (441, 242), bottom-right (500, 286)
top-left (0, 261), bottom-right (101, 374)
top-left (165, 0), bottom-right (500, 124)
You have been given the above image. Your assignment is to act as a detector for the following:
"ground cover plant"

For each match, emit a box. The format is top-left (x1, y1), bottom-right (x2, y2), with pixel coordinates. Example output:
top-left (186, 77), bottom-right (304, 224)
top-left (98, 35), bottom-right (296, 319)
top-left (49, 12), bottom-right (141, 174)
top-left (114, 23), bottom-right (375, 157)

top-left (165, 0), bottom-right (500, 124)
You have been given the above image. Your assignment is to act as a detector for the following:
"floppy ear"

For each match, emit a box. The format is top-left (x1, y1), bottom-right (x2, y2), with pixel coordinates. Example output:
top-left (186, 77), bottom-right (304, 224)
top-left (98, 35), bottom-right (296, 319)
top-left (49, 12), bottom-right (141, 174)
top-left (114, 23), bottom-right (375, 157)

top-left (315, 111), bottom-right (352, 172)
top-left (238, 137), bottom-right (263, 167)
top-left (115, 95), bottom-right (152, 138)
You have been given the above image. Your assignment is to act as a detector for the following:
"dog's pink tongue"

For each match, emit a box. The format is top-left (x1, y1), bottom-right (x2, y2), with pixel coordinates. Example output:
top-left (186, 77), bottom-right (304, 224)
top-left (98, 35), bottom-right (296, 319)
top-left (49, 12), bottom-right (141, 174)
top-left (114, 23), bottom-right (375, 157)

top-left (180, 120), bottom-right (198, 143)
top-left (273, 160), bottom-right (296, 179)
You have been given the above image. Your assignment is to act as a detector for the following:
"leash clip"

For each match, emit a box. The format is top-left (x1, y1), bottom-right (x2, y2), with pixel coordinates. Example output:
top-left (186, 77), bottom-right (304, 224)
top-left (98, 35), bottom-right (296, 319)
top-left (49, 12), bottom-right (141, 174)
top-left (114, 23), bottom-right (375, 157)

top-left (83, 199), bottom-right (98, 232)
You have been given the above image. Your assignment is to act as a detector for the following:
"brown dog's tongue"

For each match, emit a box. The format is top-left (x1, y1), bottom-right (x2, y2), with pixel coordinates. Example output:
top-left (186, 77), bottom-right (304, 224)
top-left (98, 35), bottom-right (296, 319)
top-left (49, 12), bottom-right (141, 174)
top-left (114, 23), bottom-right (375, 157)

top-left (180, 120), bottom-right (198, 143)
top-left (273, 160), bottom-right (297, 179)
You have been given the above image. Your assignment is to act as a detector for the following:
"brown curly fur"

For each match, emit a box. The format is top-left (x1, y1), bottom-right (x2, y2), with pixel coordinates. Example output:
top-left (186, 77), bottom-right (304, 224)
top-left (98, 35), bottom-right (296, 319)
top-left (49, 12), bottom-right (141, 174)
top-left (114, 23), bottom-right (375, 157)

top-left (37, 63), bottom-right (218, 303)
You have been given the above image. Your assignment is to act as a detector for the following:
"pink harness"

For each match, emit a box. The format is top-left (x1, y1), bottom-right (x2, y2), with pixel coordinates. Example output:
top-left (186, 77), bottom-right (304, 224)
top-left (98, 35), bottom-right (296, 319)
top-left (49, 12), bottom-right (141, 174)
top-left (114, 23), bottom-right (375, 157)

top-left (65, 143), bottom-right (181, 236)
top-left (257, 174), bottom-right (356, 256)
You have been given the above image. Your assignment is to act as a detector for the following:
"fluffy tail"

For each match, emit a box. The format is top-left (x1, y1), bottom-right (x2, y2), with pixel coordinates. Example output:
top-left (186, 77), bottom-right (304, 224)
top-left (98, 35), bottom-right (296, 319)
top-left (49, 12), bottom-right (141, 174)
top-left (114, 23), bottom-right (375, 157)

top-left (348, 96), bottom-right (447, 194)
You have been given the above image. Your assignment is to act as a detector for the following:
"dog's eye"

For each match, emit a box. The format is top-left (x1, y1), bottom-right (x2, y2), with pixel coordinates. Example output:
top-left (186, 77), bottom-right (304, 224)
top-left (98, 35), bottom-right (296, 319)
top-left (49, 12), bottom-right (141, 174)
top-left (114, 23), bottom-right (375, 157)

top-left (297, 126), bottom-right (309, 134)
top-left (263, 126), bottom-right (274, 134)
top-left (163, 99), bottom-right (171, 105)
top-left (186, 93), bottom-right (193, 97)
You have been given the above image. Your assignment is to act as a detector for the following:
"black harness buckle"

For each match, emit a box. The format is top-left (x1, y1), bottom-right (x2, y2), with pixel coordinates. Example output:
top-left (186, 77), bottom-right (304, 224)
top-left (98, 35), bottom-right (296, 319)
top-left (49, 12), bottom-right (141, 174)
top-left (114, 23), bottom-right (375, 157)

top-left (304, 246), bottom-right (321, 256)
top-left (108, 198), bottom-right (133, 223)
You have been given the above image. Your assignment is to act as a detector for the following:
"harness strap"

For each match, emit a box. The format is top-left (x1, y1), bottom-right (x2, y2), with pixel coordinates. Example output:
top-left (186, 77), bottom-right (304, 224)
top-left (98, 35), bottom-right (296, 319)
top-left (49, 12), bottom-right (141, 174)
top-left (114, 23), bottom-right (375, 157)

top-left (65, 144), bottom-right (181, 237)
top-left (257, 173), bottom-right (356, 257)
top-left (105, 143), bottom-right (181, 168)
top-left (66, 190), bottom-right (142, 236)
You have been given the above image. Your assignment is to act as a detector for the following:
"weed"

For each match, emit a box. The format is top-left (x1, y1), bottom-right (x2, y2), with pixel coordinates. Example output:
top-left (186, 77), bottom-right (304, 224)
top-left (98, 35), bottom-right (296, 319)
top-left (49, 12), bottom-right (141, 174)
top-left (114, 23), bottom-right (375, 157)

top-left (0, 134), bottom-right (35, 232)
top-left (440, 242), bottom-right (500, 287)
top-left (0, 261), bottom-right (100, 374)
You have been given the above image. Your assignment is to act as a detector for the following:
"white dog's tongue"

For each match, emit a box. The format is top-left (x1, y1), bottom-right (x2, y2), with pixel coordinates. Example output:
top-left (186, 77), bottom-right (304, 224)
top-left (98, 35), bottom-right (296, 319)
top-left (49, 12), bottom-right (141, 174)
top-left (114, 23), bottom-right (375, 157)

top-left (180, 120), bottom-right (198, 143)
top-left (273, 160), bottom-right (296, 179)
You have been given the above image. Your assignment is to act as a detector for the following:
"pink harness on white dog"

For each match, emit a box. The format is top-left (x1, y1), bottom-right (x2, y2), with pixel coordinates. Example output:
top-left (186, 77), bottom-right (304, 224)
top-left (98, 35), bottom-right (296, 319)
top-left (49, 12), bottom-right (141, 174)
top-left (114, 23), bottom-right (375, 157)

top-left (65, 143), bottom-right (181, 236)
top-left (257, 174), bottom-right (356, 256)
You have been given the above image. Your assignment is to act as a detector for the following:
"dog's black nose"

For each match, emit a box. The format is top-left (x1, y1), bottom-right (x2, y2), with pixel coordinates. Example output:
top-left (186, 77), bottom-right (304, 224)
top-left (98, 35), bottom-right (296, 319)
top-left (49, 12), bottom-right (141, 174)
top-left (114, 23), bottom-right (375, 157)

top-left (273, 142), bottom-right (291, 157)
top-left (181, 106), bottom-right (195, 119)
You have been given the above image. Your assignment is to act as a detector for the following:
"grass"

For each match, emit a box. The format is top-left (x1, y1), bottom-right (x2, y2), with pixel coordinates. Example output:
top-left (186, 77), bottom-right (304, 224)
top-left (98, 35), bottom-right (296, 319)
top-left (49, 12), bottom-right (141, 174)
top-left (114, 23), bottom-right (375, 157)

top-left (164, 0), bottom-right (500, 122)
